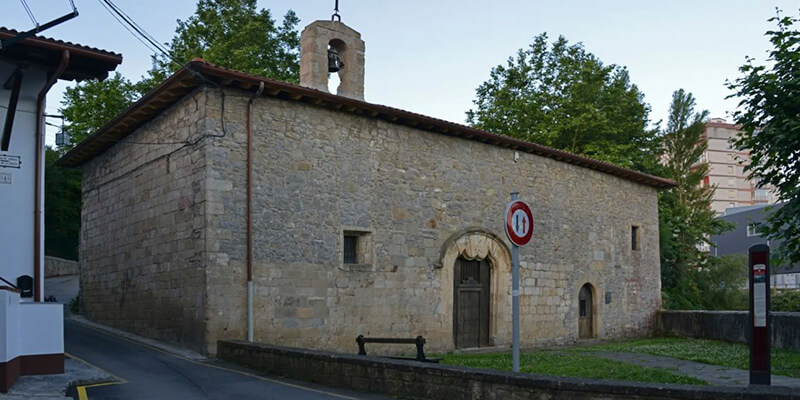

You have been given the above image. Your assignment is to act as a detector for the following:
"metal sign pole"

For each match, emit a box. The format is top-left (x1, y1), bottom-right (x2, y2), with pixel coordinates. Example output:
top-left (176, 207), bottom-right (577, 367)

top-left (511, 191), bottom-right (520, 372)
top-left (748, 244), bottom-right (771, 386)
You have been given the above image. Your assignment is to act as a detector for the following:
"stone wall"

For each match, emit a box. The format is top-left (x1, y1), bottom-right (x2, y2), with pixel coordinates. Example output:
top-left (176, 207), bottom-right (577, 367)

top-left (44, 256), bottom-right (78, 278)
top-left (657, 310), bottom-right (800, 351)
top-left (80, 84), bottom-right (664, 355)
top-left (218, 340), bottom-right (795, 400)
top-left (80, 88), bottom-right (211, 352)
top-left (204, 89), bottom-right (662, 354)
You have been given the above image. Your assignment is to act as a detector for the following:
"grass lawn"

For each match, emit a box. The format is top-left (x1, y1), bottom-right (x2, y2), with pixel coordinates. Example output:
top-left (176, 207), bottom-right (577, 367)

top-left (573, 337), bottom-right (800, 378)
top-left (439, 351), bottom-right (707, 385)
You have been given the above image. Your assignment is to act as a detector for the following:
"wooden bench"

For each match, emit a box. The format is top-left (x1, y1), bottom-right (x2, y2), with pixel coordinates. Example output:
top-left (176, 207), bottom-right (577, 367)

top-left (356, 335), bottom-right (439, 363)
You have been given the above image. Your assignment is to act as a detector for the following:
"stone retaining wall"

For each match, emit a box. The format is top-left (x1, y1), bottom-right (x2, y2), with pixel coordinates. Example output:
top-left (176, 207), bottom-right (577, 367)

top-left (44, 256), bottom-right (78, 277)
top-left (657, 310), bottom-right (800, 351)
top-left (218, 340), bottom-right (797, 400)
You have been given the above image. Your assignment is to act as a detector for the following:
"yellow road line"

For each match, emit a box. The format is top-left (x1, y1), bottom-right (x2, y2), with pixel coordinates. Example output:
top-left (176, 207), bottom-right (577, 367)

top-left (76, 386), bottom-right (88, 400)
top-left (76, 382), bottom-right (126, 400)
top-left (65, 352), bottom-right (128, 383)
top-left (68, 320), bottom-right (360, 400)
top-left (67, 352), bottom-right (127, 400)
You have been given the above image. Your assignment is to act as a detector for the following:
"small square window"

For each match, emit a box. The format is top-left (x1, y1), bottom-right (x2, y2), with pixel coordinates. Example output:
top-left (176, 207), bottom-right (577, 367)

top-left (343, 235), bottom-right (358, 264)
top-left (729, 202), bottom-right (736, 209)
top-left (729, 190), bottom-right (736, 199)
top-left (631, 226), bottom-right (640, 251)
top-left (728, 166), bottom-right (734, 175)
top-left (342, 229), bottom-right (373, 265)
top-left (747, 224), bottom-right (761, 237)
top-left (728, 178), bottom-right (735, 186)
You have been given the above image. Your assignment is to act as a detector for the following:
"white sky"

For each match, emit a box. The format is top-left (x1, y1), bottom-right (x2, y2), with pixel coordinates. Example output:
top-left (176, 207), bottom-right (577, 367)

top-left (1, 1), bottom-right (796, 145)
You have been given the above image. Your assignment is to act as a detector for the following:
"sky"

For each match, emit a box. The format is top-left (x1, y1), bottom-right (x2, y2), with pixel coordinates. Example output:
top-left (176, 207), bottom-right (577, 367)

top-left (1, 0), bottom-right (796, 145)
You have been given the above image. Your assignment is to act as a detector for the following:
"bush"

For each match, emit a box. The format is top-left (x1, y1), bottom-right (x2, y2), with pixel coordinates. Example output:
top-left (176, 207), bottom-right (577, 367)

top-left (772, 290), bottom-right (800, 312)
top-left (663, 254), bottom-right (747, 310)
top-left (70, 296), bottom-right (80, 314)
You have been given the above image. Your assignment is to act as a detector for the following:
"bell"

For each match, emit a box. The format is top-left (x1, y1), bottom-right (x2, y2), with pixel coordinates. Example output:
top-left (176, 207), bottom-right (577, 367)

top-left (328, 47), bottom-right (343, 73)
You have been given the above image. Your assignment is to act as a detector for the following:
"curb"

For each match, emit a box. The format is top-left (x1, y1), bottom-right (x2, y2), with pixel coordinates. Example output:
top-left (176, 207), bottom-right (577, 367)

top-left (66, 315), bottom-right (207, 361)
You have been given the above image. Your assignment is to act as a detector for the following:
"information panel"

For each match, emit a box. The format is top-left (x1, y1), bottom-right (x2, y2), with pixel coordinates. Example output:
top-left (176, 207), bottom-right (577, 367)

top-left (753, 264), bottom-right (767, 327)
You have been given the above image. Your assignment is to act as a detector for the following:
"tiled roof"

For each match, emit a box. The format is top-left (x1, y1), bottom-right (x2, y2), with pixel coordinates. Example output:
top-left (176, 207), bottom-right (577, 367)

top-left (0, 27), bottom-right (121, 58)
top-left (57, 59), bottom-right (676, 189)
top-left (0, 27), bottom-right (122, 81)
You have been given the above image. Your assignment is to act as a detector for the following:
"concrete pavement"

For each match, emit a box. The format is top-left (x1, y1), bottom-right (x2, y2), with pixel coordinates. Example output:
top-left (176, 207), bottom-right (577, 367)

top-left (65, 320), bottom-right (389, 400)
top-left (589, 351), bottom-right (800, 388)
top-left (43, 275), bottom-right (79, 305)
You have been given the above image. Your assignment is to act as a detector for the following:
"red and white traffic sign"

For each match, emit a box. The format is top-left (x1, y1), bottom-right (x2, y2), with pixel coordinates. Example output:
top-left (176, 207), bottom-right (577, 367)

top-left (504, 200), bottom-right (533, 246)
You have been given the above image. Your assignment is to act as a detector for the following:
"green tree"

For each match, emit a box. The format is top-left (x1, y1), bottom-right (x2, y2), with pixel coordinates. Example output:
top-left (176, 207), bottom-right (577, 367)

top-left (692, 255), bottom-right (747, 310)
top-left (44, 147), bottom-right (81, 260)
top-left (59, 72), bottom-right (139, 148)
top-left (727, 11), bottom-right (800, 264)
top-left (143, 0), bottom-right (300, 92)
top-left (48, 0), bottom-right (302, 259)
top-left (659, 89), bottom-right (732, 309)
top-left (467, 33), bottom-right (657, 171)
top-left (59, 0), bottom-right (301, 151)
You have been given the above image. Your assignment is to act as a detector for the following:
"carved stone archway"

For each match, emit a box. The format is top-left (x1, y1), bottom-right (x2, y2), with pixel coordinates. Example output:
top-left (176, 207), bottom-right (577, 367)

top-left (436, 228), bottom-right (512, 351)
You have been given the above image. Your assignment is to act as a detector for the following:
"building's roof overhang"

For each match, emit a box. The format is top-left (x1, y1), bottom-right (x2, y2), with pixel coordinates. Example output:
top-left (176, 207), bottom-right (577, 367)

top-left (0, 27), bottom-right (122, 81)
top-left (57, 60), bottom-right (676, 189)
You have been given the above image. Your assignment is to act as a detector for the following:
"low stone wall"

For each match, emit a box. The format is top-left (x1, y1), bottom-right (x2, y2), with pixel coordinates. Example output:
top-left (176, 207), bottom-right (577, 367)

top-left (657, 310), bottom-right (800, 351)
top-left (44, 256), bottom-right (78, 278)
top-left (218, 340), bottom-right (796, 400)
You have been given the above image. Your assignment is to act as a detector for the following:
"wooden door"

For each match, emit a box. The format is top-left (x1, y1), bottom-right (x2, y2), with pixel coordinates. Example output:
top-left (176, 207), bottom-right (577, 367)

top-left (454, 257), bottom-right (490, 348)
top-left (579, 284), bottom-right (593, 339)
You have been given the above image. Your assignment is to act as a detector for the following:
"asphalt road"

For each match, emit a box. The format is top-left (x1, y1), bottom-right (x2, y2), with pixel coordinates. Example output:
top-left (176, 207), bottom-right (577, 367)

top-left (65, 321), bottom-right (388, 400)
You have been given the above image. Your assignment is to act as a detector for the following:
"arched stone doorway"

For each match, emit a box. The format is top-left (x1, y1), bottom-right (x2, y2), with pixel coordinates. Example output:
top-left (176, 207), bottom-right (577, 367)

top-left (437, 229), bottom-right (512, 350)
top-left (579, 283), bottom-right (595, 339)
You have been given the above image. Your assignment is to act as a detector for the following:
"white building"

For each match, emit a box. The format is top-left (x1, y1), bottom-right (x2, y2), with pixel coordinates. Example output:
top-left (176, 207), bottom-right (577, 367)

top-left (699, 119), bottom-right (779, 214)
top-left (0, 27), bottom-right (120, 392)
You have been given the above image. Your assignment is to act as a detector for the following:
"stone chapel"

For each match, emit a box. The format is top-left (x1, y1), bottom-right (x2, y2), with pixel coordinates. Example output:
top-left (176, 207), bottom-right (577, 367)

top-left (58, 20), bottom-right (674, 355)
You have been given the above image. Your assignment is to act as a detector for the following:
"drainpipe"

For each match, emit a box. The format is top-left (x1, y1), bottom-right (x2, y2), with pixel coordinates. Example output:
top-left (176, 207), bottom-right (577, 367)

top-left (246, 81), bottom-right (264, 341)
top-left (34, 50), bottom-right (70, 302)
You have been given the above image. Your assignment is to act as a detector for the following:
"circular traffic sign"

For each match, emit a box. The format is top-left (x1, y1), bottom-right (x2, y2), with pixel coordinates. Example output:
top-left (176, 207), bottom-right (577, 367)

top-left (504, 200), bottom-right (533, 246)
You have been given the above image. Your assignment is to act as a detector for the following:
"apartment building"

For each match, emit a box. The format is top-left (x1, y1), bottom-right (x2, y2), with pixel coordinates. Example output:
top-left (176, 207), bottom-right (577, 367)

top-left (700, 119), bottom-right (777, 214)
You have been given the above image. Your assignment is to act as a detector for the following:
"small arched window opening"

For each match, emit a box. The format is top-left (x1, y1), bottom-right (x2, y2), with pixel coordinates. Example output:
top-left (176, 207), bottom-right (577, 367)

top-left (327, 39), bottom-right (346, 94)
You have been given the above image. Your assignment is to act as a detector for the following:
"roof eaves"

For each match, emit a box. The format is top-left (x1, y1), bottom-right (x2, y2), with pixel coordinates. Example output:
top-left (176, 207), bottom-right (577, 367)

top-left (57, 68), bottom-right (199, 167)
top-left (58, 60), bottom-right (677, 189)
top-left (0, 27), bottom-right (122, 62)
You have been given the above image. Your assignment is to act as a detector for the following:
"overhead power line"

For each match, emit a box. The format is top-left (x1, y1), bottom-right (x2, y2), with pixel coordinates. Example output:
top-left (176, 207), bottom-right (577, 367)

top-left (90, 0), bottom-right (237, 151)
top-left (97, 0), bottom-right (182, 69)
top-left (20, 0), bottom-right (39, 27)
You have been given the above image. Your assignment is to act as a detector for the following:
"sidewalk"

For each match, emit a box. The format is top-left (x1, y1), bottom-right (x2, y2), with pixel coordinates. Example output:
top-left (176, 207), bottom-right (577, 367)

top-left (588, 351), bottom-right (800, 388)
top-left (0, 355), bottom-right (116, 399)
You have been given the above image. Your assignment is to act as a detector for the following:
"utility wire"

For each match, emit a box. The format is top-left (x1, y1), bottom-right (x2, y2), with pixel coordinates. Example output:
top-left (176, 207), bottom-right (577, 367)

top-left (91, 0), bottom-right (232, 148)
top-left (97, 0), bottom-right (163, 59)
top-left (20, 0), bottom-right (39, 28)
top-left (98, 0), bottom-right (182, 69)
